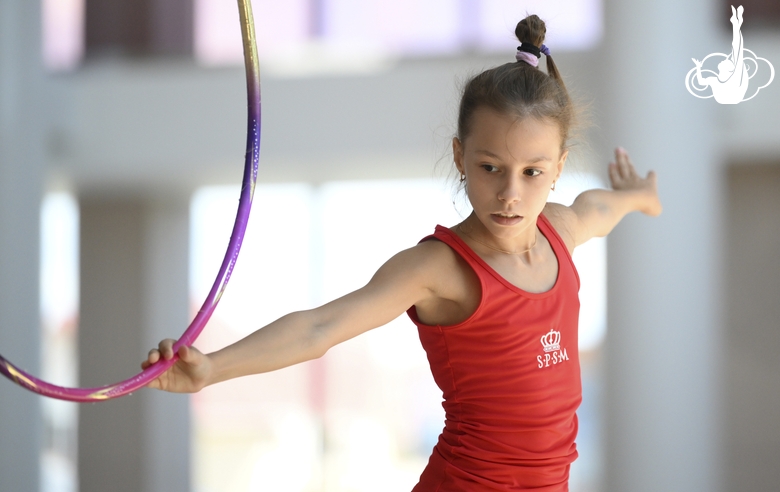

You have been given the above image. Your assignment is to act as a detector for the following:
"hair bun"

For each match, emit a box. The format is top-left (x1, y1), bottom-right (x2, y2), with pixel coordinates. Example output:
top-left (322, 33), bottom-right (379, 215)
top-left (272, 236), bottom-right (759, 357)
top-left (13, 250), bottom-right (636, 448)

top-left (515, 15), bottom-right (547, 48)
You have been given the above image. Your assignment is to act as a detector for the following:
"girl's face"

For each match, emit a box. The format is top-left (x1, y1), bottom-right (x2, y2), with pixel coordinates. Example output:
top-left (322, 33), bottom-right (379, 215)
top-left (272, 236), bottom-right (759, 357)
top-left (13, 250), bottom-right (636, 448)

top-left (454, 107), bottom-right (567, 240)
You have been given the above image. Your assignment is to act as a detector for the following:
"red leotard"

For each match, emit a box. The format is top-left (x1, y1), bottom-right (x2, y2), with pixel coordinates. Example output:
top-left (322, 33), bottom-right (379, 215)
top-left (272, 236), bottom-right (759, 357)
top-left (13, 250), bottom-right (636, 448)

top-left (407, 214), bottom-right (581, 491)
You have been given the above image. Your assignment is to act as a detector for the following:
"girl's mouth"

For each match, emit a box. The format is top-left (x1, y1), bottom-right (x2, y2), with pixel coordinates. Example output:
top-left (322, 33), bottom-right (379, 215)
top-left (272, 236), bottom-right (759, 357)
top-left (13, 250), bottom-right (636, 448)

top-left (491, 213), bottom-right (523, 225)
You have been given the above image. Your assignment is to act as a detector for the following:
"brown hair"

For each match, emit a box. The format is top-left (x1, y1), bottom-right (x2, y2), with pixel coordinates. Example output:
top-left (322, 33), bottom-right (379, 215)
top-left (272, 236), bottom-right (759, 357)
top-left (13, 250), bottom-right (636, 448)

top-left (457, 15), bottom-right (574, 149)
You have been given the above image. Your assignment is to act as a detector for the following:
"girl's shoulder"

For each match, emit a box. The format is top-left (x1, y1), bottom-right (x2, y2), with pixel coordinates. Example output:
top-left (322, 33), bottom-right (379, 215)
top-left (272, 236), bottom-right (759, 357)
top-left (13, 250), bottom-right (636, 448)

top-left (542, 202), bottom-right (577, 254)
top-left (406, 231), bottom-right (482, 325)
top-left (408, 231), bottom-right (480, 292)
top-left (373, 234), bottom-right (462, 285)
top-left (405, 233), bottom-right (469, 277)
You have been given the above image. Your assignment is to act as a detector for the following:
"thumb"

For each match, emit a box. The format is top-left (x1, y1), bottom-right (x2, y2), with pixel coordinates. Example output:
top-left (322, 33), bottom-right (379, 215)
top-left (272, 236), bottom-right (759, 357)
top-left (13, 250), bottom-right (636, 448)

top-left (177, 345), bottom-right (192, 362)
top-left (646, 170), bottom-right (658, 183)
top-left (177, 344), bottom-right (201, 364)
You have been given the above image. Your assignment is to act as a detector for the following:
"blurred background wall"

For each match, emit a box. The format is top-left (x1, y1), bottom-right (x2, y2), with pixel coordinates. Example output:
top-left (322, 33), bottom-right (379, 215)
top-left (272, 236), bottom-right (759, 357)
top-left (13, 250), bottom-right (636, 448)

top-left (1, 0), bottom-right (779, 491)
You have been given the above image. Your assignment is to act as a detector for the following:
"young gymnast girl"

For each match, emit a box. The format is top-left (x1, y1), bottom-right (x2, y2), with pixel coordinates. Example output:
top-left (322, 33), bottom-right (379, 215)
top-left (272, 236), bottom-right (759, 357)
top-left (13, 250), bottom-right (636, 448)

top-left (144, 14), bottom-right (661, 491)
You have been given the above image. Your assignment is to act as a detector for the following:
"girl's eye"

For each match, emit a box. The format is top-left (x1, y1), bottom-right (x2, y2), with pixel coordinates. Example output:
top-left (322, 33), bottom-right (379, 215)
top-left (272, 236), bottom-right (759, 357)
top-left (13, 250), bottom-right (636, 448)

top-left (524, 168), bottom-right (542, 177)
top-left (481, 164), bottom-right (499, 173)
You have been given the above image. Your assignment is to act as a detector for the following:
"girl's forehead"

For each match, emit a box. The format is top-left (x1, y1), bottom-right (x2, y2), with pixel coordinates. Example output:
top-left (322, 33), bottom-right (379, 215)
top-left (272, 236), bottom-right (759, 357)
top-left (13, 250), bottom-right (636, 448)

top-left (465, 110), bottom-right (563, 156)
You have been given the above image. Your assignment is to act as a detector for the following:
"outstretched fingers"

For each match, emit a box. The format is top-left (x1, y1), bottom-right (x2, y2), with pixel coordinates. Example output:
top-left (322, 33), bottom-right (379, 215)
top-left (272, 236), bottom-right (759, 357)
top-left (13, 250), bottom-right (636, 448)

top-left (619, 147), bottom-right (637, 176)
top-left (609, 147), bottom-right (638, 186)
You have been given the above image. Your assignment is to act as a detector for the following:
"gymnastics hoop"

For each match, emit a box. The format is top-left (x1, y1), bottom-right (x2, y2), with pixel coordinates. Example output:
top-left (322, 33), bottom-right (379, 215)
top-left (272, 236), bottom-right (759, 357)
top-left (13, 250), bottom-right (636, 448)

top-left (0, 0), bottom-right (261, 402)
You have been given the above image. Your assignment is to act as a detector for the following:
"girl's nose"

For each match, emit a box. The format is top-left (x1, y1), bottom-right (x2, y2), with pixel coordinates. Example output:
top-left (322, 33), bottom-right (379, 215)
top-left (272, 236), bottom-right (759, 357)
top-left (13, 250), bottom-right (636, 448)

top-left (497, 177), bottom-right (521, 203)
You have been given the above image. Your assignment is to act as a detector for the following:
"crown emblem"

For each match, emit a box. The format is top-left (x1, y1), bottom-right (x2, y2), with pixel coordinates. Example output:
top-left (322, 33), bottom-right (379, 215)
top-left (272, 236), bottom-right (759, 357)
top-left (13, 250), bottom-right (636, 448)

top-left (540, 329), bottom-right (561, 353)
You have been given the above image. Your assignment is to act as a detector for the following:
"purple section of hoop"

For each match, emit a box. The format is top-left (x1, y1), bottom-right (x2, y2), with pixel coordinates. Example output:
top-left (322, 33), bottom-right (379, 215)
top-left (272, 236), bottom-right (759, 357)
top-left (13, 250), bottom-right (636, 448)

top-left (0, 0), bottom-right (261, 403)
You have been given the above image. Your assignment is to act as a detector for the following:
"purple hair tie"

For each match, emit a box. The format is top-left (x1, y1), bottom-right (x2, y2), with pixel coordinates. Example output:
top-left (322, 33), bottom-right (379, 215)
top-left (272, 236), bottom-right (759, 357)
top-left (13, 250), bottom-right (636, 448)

top-left (541, 44), bottom-right (550, 56)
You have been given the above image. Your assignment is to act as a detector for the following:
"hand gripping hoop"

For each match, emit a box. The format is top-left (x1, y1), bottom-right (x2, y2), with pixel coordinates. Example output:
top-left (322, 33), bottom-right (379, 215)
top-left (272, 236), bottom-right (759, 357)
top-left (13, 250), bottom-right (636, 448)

top-left (0, 0), bottom-right (261, 402)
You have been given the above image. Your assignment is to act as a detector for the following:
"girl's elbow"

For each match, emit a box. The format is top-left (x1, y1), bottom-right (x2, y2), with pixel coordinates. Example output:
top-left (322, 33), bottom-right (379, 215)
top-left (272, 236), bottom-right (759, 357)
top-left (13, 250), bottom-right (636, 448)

top-left (308, 324), bottom-right (332, 360)
top-left (300, 310), bottom-right (336, 360)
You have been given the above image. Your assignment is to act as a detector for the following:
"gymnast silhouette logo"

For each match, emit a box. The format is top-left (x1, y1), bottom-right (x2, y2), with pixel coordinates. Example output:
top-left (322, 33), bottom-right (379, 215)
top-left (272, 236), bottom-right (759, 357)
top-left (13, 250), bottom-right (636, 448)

top-left (685, 5), bottom-right (774, 104)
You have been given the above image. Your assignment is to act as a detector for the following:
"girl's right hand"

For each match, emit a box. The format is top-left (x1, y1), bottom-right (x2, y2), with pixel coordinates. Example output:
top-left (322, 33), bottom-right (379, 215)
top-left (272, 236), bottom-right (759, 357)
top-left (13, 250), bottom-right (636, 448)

top-left (141, 339), bottom-right (212, 393)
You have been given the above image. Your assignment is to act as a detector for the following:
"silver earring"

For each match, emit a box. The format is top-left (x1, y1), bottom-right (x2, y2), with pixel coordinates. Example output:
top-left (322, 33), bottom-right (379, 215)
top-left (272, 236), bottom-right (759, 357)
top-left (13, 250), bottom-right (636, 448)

top-left (551, 181), bottom-right (556, 191)
top-left (460, 174), bottom-right (466, 183)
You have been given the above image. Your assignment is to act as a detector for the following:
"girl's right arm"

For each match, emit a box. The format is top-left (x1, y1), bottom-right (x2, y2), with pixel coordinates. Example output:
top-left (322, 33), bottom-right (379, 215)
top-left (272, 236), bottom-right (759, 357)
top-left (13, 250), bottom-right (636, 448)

top-left (142, 241), bottom-right (444, 393)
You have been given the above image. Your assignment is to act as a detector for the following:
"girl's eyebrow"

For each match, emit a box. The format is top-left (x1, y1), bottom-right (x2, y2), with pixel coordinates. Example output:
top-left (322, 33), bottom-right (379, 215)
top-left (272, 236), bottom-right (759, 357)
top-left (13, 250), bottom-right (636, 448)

top-left (474, 149), bottom-right (552, 164)
top-left (473, 149), bottom-right (502, 159)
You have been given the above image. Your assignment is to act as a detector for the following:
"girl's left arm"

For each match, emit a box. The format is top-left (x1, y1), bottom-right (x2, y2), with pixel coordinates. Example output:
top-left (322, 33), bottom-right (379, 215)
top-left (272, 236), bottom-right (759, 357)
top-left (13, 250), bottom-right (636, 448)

top-left (547, 147), bottom-right (662, 250)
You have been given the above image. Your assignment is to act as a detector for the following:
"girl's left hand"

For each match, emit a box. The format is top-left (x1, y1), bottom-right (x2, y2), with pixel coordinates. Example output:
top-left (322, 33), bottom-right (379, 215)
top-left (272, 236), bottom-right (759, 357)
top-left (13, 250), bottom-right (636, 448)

top-left (608, 147), bottom-right (662, 217)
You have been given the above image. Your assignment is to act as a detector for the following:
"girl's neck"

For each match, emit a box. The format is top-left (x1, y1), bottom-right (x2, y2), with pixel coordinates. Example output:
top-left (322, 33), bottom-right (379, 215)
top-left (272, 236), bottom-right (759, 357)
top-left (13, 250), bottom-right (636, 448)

top-left (458, 214), bottom-right (539, 257)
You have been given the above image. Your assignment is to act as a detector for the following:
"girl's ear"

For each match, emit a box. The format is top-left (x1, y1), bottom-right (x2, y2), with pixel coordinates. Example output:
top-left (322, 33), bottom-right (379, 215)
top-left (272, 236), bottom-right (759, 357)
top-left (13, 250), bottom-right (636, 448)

top-left (453, 137), bottom-right (465, 174)
top-left (555, 149), bottom-right (569, 181)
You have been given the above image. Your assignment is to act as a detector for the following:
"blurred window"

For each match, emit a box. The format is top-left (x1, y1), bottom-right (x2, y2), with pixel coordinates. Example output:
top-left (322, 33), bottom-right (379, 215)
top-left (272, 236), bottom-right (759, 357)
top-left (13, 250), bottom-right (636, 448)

top-left (42, 0), bottom-right (603, 70)
top-left (196, 0), bottom-right (602, 65)
top-left (40, 192), bottom-right (79, 492)
top-left (43, 0), bottom-right (84, 71)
